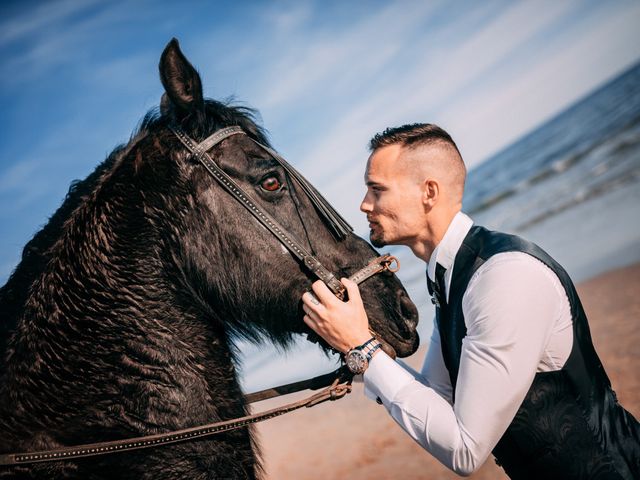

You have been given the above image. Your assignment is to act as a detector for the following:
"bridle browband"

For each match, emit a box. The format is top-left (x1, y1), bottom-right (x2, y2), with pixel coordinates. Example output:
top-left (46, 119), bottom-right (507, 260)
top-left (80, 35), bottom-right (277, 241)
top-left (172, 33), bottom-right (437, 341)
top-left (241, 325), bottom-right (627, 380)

top-left (0, 125), bottom-right (401, 466)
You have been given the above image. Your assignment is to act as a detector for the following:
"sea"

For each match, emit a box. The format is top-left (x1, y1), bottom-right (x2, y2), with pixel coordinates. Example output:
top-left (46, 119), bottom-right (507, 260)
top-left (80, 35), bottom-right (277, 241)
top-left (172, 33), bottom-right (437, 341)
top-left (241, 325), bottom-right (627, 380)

top-left (239, 61), bottom-right (640, 393)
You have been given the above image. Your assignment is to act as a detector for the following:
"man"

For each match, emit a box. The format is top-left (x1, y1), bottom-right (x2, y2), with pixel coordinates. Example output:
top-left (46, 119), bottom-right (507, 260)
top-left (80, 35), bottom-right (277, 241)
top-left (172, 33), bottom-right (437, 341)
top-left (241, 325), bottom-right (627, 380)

top-left (301, 124), bottom-right (639, 479)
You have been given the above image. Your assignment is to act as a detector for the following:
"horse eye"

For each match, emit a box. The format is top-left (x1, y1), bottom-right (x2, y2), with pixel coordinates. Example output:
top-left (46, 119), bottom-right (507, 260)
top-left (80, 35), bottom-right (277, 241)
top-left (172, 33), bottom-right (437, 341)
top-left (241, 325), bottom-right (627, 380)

top-left (260, 176), bottom-right (282, 192)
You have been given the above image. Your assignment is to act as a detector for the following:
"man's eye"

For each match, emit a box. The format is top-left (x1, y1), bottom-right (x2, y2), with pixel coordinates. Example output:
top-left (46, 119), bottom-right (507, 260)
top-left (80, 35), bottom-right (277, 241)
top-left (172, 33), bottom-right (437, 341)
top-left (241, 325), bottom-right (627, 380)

top-left (261, 176), bottom-right (282, 191)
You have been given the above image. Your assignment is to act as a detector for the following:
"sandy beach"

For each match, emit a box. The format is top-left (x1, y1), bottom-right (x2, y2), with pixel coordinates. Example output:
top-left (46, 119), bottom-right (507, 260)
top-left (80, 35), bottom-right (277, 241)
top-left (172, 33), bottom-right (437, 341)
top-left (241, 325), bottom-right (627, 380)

top-left (254, 262), bottom-right (640, 479)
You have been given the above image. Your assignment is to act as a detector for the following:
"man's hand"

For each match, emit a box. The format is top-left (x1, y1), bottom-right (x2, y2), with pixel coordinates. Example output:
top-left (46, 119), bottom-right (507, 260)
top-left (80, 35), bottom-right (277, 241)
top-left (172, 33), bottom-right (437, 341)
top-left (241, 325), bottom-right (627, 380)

top-left (301, 278), bottom-right (373, 353)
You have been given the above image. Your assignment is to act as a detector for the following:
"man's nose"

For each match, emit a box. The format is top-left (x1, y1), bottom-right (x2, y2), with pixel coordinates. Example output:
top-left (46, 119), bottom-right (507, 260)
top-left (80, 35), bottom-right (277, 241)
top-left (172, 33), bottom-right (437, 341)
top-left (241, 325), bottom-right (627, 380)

top-left (360, 192), bottom-right (372, 213)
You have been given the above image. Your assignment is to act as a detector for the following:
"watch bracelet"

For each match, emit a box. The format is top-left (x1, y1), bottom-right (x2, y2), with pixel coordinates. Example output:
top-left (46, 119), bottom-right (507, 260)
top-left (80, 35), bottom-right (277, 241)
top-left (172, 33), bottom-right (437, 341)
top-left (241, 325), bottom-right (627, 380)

top-left (365, 341), bottom-right (382, 360)
top-left (356, 336), bottom-right (377, 351)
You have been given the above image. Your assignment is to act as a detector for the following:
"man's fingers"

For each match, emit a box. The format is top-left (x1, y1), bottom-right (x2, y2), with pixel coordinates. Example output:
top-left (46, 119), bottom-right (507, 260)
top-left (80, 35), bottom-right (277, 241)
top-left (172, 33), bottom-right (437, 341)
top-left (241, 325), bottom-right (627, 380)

top-left (303, 314), bottom-right (313, 328)
top-left (302, 304), bottom-right (318, 318)
top-left (302, 291), bottom-right (321, 309)
top-left (342, 278), bottom-right (363, 303)
top-left (311, 279), bottom-right (337, 304)
top-left (303, 312), bottom-right (323, 330)
top-left (308, 292), bottom-right (320, 305)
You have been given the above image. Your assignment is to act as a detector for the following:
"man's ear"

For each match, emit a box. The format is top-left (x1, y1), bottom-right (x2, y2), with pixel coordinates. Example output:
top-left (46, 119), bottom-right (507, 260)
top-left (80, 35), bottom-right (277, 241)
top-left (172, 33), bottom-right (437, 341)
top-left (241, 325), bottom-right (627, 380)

top-left (422, 178), bottom-right (439, 208)
top-left (159, 38), bottom-right (204, 118)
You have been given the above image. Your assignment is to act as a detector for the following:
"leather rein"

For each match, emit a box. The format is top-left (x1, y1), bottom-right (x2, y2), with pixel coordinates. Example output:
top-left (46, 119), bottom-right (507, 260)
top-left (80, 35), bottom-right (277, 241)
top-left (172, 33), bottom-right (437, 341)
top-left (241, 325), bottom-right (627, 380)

top-left (0, 368), bottom-right (353, 466)
top-left (0, 125), bottom-right (399, 466)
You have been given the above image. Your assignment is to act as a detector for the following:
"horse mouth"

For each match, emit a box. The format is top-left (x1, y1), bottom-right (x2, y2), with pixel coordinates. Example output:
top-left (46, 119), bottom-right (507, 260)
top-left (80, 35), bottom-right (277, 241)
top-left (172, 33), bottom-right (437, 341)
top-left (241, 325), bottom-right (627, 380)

top-left (377, 336), bottom-right (399, 359)
top-left (369, 290), bottom-right (420, 358)
top-left (375, 330), bottom-right (419, 359)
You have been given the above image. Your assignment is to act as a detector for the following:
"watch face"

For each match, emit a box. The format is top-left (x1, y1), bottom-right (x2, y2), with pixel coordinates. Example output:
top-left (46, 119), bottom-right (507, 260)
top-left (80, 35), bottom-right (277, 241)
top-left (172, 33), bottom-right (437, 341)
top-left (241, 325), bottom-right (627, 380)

top-left (346, 349), bottom-right (368, 374)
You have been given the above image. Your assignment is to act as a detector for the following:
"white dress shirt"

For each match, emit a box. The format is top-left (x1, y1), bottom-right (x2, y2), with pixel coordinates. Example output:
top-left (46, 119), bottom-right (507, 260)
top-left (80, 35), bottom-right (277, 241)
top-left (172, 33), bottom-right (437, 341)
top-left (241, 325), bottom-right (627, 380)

top-left (363, 212), bottom-right (573, 475)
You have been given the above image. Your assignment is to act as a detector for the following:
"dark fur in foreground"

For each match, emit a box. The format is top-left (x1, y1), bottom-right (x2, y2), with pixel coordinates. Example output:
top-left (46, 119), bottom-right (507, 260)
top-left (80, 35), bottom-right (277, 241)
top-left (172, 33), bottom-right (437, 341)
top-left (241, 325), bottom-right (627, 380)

top-left (0, 39), bottom-right (419, 479)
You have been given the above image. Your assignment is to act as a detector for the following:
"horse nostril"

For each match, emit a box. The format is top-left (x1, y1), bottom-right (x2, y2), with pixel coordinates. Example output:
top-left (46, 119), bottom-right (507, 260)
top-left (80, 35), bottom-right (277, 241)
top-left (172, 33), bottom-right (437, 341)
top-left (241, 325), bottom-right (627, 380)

top-left (398, 291), bottom-right (418, 329)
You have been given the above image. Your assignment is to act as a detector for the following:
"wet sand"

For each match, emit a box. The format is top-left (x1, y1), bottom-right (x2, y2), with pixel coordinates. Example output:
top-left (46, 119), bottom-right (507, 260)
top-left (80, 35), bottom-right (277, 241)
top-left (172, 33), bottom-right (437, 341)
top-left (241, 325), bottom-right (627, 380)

top-left (254, 262), bottom-right (640, 479)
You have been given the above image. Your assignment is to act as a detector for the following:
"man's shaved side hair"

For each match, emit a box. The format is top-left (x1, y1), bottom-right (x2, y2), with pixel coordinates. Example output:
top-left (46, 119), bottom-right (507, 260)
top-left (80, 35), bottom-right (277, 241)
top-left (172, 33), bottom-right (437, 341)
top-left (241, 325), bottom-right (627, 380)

top-left (369, 123), bottom-right (461, 155)
top-left (369, 123), bottom-right (467, 203)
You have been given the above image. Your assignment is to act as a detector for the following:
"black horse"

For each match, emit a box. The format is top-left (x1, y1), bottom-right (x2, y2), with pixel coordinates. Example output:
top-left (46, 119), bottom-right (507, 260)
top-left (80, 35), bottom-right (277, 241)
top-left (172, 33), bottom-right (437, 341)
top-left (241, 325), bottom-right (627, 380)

top-left (0, 39), bottom-right (419, 479)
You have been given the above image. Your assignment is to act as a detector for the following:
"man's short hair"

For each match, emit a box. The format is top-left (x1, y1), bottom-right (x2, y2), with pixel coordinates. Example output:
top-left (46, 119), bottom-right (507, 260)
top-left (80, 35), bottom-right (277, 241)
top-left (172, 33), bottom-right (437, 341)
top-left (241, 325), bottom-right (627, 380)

top-left (369, 123), bottom-right (467, 199)
top-left (369, 123), bottom-right (462, 157)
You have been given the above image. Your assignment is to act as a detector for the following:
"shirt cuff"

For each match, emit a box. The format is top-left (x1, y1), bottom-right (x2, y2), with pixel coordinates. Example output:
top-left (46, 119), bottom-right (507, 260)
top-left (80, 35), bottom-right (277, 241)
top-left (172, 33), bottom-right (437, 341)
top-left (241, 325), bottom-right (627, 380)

top-left (363, 351), bottom-right (416, 407)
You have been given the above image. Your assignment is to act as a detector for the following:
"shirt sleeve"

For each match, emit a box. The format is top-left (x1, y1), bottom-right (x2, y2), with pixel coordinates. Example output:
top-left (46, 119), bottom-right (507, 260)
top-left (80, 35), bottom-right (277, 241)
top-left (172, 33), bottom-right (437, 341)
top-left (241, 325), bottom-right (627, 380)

top-left (362, 253), bottom-right (564, 475)
top-left (363, 318), bottom-right (453, 404)
top-left (420, 319), bottom-right (454, 404)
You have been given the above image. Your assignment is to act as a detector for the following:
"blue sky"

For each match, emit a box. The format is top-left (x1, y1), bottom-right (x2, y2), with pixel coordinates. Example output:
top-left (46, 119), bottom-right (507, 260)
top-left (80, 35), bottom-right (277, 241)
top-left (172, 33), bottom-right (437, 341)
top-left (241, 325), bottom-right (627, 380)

top-left (1, 0), bottom-right (640, 285)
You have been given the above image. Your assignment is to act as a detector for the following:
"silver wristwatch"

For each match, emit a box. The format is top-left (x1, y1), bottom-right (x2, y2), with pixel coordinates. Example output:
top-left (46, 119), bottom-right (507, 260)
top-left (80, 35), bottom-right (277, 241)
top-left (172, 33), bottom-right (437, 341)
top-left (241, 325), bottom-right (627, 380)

top-left (345, 337), bottom-right (382, 374)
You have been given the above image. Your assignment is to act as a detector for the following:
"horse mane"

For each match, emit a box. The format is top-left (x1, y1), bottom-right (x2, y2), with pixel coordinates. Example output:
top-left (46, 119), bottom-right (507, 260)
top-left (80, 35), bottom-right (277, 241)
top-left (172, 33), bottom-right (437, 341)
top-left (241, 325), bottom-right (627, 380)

top-left (0, 99), bottom-right (270, 354)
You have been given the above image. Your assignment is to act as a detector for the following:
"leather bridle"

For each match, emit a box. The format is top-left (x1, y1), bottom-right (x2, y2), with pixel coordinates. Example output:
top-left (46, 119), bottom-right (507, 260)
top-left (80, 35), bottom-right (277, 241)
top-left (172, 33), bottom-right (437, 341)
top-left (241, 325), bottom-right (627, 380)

top-left (0, 125), bottom-right (400, 466)
top-left (172, 125), bottom-right (355, 298)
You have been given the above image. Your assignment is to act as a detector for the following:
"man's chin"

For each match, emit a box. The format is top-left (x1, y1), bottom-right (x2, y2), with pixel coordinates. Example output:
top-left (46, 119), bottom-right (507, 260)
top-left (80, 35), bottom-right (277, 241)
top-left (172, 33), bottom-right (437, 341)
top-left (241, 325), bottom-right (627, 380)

top-left (370, 232), bottom-right (387, 248)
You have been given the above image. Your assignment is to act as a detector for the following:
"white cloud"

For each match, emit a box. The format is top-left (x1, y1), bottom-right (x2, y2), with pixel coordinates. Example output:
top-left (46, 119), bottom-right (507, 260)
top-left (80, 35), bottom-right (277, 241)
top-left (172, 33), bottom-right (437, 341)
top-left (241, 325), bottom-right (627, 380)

top-left (295, 1), bottom-right (581, 175)
top-left (439, 2), bottom-right (640, 165)
top-left (250, 0), bottom-right (640, 235)
top-left (252, 1), bottom-right (440, 110)
top-left (0, 0), bottom-right (159, 87)
top-left (0, 160), bottom-right (39, 192)
top-left (0, 0), bottom-right (103, 46)
top-left (262, 0), bottom-right (313, 34)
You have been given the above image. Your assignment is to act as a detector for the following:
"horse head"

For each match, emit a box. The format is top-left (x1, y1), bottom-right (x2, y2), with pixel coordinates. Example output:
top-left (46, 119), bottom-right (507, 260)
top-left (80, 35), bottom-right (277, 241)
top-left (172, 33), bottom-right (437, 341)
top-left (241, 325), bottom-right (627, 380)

top-left (154, 39), bottom-right (419, 357)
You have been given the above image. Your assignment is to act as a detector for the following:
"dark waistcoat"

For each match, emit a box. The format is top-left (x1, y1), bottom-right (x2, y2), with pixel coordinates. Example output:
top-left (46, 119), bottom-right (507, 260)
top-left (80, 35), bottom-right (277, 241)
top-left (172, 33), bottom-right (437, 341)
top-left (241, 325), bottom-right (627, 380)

top-left (436, 225), bottom-right (639, 479)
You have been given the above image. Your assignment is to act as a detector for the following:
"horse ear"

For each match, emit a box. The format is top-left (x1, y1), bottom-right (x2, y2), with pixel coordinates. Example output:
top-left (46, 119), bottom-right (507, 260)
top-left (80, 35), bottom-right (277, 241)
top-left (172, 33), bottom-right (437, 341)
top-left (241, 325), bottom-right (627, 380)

top-left (160, 93), bottom-right (172, 116)
top-left (159, 38), bottom-right (204, 116)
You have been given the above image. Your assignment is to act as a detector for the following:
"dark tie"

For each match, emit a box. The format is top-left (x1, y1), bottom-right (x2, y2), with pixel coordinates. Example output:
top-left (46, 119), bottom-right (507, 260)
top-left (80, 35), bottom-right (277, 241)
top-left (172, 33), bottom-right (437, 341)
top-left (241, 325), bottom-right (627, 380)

top-left (427, 263), bottom-right (447, 307)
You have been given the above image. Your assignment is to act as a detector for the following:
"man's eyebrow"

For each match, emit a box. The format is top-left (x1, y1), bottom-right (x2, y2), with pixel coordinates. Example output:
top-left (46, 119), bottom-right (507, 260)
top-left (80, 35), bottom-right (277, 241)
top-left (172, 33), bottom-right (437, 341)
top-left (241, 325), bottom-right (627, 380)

top-left (366, 180), bottom-right (386, 188)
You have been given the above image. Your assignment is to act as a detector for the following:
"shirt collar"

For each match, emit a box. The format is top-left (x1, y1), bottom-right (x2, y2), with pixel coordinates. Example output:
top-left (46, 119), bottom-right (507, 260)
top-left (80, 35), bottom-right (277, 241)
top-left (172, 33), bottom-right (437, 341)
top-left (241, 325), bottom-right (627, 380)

top-left (427, 211), bottom-right (473, 282)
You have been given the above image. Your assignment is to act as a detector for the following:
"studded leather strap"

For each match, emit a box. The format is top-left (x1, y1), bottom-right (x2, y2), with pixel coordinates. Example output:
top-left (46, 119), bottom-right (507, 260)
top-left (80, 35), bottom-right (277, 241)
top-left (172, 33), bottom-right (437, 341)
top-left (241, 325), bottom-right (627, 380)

top-left (170, 125), bottom-right (347, 297)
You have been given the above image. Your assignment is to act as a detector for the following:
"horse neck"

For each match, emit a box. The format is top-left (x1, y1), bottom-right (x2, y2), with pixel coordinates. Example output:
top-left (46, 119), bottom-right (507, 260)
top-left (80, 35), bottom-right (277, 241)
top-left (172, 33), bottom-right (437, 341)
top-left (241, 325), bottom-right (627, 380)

top-left (29, 187), bottom-right (166, 327)
top-left (6, 177), bottom-right (248, 429)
